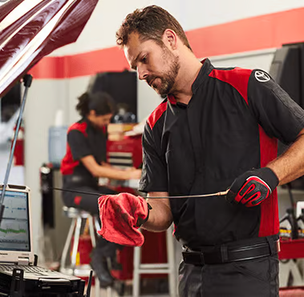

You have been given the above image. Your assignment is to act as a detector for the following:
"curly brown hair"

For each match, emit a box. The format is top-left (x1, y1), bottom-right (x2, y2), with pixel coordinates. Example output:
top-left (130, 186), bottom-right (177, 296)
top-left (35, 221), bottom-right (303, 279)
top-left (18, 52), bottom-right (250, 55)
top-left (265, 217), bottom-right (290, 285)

top-left (76, 92), bottom-right (116, 117)
top-left (116, 5), bottom-right (192, 51)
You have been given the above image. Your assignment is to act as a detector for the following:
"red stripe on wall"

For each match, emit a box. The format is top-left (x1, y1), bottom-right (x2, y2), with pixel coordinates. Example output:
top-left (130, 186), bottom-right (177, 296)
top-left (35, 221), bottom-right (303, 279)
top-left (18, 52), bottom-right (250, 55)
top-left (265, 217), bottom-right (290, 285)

top-left (30, 7), bottom-right (304, 79)
top-left (65, 47), bottom-right (129, 77)
top-left (30, 47), bottom-right (129, 79)
top-left (187, 7), bottom-right (304, 58)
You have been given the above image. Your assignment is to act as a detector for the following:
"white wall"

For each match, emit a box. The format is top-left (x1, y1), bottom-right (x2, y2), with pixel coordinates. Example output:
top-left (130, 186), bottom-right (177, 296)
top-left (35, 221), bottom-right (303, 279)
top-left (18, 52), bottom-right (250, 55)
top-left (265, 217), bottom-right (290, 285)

top-left (24, 80), bottom-right (68, 252)
top-left (210, 48), bottom-right (276, 71)
top-left (175, 0), bottom-right (304, 30)
top-left (53, 0), bottom-right (304, 56)
top-left (23, 75), bottom-right (93, 253)
top-left (137, 79), bottom-right (162, 122)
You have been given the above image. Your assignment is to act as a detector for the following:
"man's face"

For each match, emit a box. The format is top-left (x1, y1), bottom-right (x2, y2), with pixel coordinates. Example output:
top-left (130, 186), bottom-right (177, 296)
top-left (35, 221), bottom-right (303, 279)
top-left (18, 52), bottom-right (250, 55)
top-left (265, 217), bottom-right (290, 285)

top-left (124, 32), bottom-right (180, 96)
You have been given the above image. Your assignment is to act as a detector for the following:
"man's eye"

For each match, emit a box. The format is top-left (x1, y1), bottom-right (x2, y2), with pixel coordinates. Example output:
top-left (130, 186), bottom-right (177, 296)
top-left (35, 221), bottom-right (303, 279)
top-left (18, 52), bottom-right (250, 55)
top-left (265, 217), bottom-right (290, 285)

top-left (142, 55), bottom-right (147, 63)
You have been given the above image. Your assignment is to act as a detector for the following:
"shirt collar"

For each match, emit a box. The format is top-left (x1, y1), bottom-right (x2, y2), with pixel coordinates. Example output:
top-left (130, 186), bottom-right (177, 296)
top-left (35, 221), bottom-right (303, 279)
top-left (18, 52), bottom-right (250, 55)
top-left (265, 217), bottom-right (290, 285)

top-left (167, 94), bottom-right (176, 105)
top-left (166, 58), bottom-right (213, 105)
top-left (191, 58), bottom-right (214, 94)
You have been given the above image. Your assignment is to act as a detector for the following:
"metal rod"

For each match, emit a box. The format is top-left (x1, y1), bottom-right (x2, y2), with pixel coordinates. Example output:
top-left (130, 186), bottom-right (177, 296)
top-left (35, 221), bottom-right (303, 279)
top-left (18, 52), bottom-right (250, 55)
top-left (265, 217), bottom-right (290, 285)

top-left (0, 75), bottom-right (32, 223)
top-left (51, 186), bottom-right (228, 199)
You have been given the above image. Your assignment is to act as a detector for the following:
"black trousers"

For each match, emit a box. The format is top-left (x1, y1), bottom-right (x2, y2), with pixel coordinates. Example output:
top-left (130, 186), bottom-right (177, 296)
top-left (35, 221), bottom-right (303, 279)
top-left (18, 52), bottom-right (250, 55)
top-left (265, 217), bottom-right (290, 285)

top-left (62, 185), bottom-right (119, 255)
top-left (62, 185), bottom-right (117, 217)
top-left (178, 254), bottom-right (279, 297)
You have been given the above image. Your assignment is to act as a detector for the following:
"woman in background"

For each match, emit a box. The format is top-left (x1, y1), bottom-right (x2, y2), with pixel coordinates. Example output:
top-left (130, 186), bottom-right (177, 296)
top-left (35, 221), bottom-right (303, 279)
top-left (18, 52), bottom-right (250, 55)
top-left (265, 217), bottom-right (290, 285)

top-left (60, 91), bottom-right (141, 287)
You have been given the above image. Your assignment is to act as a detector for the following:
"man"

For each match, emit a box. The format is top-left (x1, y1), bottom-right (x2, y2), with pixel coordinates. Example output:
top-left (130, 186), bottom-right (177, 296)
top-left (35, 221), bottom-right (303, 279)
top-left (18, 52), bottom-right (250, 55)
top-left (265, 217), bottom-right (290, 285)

top-left (99, 5), bottom-right (304, 297)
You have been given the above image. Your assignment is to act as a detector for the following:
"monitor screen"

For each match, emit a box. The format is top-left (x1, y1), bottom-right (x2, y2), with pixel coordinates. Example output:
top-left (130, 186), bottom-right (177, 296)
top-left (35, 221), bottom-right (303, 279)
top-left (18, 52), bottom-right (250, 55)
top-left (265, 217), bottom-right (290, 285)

top-left (0, 190), bottom-right (30, 251)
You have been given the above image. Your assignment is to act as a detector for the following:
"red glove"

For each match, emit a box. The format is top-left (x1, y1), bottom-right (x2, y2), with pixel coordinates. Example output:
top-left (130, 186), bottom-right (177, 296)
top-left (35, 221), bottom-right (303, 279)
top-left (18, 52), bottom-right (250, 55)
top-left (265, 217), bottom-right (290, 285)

top-left (226, 167), bottom-right (279, 207)
top-left (98, 193), bottom-right (149, 246)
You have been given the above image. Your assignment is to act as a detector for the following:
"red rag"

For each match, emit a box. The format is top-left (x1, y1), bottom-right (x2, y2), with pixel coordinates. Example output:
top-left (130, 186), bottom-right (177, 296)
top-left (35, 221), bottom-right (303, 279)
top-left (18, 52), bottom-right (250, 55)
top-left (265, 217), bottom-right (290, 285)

top-left (98, 193), bottom-right (148, 246)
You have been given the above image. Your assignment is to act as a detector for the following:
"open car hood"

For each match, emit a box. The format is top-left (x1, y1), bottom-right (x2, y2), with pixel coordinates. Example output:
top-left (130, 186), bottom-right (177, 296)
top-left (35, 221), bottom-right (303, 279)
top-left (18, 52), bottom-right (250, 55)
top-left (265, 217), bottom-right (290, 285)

top-left (0, 0), bottom-right (99, 97)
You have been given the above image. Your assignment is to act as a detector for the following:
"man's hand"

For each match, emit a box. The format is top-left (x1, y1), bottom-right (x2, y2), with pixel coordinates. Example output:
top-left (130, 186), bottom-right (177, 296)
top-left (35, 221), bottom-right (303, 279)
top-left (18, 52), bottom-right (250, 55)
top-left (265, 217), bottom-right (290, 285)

top-left (98, 193), bottom-right (149, 246)
top-left (226, 167), bottom-right (279, 207)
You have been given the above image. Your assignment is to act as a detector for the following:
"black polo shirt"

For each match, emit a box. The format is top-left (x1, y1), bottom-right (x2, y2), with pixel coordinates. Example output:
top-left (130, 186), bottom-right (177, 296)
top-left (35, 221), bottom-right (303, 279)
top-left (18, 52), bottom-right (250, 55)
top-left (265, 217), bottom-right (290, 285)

top-left (60, 117), bottom-right (107, 188)
top-left (138, 59), bottom-right (304, 249)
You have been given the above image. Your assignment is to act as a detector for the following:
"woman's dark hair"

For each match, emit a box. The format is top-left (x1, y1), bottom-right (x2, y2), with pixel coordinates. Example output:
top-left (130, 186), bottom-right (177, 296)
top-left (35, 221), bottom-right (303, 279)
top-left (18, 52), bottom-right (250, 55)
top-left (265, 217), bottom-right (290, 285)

top-left (116, 5), bottom-right (192, 51)
top-left (76, 91), bottom-right (116, 117)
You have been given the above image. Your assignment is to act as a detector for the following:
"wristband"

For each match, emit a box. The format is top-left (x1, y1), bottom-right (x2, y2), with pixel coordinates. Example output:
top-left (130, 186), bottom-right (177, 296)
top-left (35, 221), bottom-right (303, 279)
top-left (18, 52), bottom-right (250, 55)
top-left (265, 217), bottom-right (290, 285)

top-left (136, 203), bottom-right (152, 227)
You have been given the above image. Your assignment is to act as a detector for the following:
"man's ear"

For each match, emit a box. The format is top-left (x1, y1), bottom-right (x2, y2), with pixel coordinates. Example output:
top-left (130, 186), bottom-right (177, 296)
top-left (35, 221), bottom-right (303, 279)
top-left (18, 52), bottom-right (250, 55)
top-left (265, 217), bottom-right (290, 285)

top-left (162, 29), bottom-right (178, 50)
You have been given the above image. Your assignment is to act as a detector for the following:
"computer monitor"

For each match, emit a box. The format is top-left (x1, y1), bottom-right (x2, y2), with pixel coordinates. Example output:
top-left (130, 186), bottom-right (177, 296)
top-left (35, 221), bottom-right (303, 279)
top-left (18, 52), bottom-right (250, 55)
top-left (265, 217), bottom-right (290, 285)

top-left (88, 71), bottom-right (138, 121)
top-left (269, 42), bottom-right (304, 189)
top-left (0, 188), bottom-right (31, 252)
top-left (269, 44), bottom-right (302, 107)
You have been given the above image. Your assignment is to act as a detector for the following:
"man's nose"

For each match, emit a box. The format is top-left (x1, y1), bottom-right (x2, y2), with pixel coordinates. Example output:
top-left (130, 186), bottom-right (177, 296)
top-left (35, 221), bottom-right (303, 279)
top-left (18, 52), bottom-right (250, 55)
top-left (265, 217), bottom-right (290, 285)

top-left (138, 66), bottom-right (148, 81)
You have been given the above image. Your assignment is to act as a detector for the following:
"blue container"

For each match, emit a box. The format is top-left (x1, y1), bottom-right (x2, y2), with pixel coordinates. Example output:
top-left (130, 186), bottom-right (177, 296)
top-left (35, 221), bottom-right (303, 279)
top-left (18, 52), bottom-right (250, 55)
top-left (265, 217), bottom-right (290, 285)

top-left (48, 126), bottom-right (68, 167)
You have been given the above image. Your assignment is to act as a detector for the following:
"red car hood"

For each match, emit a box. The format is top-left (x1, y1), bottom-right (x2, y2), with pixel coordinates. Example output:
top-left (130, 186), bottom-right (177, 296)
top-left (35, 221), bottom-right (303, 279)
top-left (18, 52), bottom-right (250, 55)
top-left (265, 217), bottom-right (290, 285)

top-left (0, 0), bottom-right (99, 96)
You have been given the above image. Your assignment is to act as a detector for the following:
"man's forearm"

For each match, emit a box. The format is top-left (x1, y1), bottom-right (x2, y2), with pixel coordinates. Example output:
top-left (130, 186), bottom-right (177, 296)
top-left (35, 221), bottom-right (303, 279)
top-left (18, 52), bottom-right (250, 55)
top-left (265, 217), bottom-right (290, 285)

top-left (267, 130), bottom-right (304, 185)
top-left (142, 194), bottom-right (173, 232)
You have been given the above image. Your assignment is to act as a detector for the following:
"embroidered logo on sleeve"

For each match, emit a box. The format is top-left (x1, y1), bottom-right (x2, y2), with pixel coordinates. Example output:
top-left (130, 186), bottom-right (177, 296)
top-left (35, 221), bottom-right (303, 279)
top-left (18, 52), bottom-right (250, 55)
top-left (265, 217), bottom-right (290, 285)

top-left (255, 70), bottom-right (270, 83)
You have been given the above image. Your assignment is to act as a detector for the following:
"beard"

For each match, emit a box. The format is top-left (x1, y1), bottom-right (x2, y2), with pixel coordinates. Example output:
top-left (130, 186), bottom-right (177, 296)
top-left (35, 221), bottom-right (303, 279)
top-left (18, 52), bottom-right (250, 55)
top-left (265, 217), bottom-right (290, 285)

top-left (148, 48), bottom-right (180, 97)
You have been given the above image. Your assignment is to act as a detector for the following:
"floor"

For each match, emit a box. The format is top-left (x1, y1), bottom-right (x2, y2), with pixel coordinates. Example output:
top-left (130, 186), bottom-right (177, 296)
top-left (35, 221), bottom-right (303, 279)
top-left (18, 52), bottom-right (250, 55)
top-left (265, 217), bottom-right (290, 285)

top-left (87, 283), bottom-right (171, 297)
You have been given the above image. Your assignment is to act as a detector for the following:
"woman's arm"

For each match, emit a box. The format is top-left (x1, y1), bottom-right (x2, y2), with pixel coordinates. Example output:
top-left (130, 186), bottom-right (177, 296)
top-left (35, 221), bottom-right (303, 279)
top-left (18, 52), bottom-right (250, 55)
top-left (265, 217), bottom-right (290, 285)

top-left (81, 155), bottom-right (141, 180)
